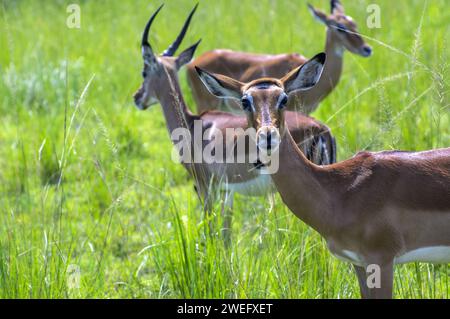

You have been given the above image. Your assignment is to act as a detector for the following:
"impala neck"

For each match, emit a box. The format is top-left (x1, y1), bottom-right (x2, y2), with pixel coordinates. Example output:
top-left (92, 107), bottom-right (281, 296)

top-left (271, 129), bottom-right (335, 236)
top-left (156, 68), bottom-right (196, 135)
top-left (320, 29), bottom-right (344, 93)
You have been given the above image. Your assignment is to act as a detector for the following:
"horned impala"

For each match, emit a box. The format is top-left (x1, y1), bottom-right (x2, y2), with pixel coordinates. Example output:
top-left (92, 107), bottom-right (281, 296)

top-left (196, 61), bottom-right (450, 299)
top-left (187, 0), bottom-right (372, 114)
top-left (134, 5), bottom-right (335, 241)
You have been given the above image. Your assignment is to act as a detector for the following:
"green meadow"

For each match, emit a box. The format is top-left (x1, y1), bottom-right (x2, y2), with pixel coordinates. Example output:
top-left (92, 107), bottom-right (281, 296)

top-left (0, 0), bottom-right (448, 298)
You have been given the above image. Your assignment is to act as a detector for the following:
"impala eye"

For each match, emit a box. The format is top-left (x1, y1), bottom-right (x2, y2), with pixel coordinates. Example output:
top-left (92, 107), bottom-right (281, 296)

top-left (241, 97), bottom-right (253, 112)
top-left (336, 23), bottom-right (347, 32)
top-left (279, 94), bottom-right (288, 109)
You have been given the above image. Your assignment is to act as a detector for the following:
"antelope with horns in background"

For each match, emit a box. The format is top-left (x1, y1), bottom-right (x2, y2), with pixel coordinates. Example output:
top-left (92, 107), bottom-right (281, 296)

top-left (133, 5), bottom-right (335, 241)
top-left (196, 62), bottom-right (450, 298)
top-left (187, 0), bottom-right (372, 114)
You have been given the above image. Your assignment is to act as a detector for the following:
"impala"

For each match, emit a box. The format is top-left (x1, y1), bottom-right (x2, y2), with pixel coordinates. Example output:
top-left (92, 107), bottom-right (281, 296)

top-left (187, 0), bottom-right (372, 114)
top-left (133, 5), bottom-right (336, 241)
top-left (196, 64), bottom-right (450, 298)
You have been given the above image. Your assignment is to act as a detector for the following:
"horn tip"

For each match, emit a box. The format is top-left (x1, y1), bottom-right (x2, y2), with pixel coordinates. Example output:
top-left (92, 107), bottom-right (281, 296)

top-left (191, 2), bottom-right (199, 15)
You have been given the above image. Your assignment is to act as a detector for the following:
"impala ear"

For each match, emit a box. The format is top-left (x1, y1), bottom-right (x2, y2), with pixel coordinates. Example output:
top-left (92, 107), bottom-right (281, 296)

top-left (331, 0), bottom-right (345, 14)
top-left (195, 67), bottom-right (243, 100)
top-left (282, 53), bottom-right (326, 94)
top-left (176, 40), bottom-right (201, 70)
top-left (308, 3), bottom-right (328, 25)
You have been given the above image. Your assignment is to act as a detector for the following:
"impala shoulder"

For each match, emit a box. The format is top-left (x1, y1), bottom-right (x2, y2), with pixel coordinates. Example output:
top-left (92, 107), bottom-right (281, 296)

top-left (191, 49), bottom-right (233, 67)
top-left (344, 151), bottom-right (376, 176)
top-left (206, 49), bottom-right (238, 59)
top-left (212, 49), bottom-right (234, 54)
top-left (325, 152), bottom-right (375, 186)
top-left (346, 151), bottom-right (377, 180)
top-left (286, 53), bottom-right (307, 63)
top-left (352, 150), bottom-right (376, 162)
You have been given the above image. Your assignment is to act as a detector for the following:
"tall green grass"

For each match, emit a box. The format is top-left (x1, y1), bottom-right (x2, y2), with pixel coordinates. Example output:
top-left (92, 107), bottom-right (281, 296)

top-left (0, 0), bottom-right (448, 298)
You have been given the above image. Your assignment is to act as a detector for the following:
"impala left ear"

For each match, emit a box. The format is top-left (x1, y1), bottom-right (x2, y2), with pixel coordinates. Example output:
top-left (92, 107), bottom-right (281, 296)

top-left (176, 40), bottom-right (201, 70)
top-left (308, 3), bottom-right (328, 25)
top-left (282, 53), bottom-right (326, 94)
top-left (195, 67), bottom-right (244, 100)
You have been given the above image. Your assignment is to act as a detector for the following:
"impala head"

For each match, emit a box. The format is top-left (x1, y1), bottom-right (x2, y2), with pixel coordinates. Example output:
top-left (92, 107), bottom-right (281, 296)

top-left (133, 4), bottom-right (200, 110)
top-left (308, 0), bottom-right (372, 57)
top-left (196, 53), bottom-right (326, 153)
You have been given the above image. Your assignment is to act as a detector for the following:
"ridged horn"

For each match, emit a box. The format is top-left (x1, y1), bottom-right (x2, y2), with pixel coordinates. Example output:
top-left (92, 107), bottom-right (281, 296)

top-left (162, 3), bottom-right (198, 56)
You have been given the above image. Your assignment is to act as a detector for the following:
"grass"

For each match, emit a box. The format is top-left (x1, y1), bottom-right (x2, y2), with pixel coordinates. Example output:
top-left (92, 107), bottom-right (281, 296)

top-left (0, 0), bottom-right (448, 298)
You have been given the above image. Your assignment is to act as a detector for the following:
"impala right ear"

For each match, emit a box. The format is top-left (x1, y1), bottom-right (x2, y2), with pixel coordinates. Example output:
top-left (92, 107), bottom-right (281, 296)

top-left (195, 67), bottom-right (243, 100)
top-left (176, 40), bottom-right (201, 70)
top-left (308, 3), bottom-right (329, 25)
top-left (282, 53), bottom-right (326, 94)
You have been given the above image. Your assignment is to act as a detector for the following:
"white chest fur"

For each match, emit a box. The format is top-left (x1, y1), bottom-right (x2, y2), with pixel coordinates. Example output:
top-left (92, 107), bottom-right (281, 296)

top-left (222, 173), bottom-right (274, 197)
top-left (332, 246), bottom-right (450, 266)
top-left (332, 250), bottom-right (365, 266)
top-left (395, 246), bottom-right (450, 264)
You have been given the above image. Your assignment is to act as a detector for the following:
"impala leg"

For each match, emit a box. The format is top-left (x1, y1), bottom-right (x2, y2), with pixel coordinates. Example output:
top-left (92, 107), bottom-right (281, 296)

top-left (353, 264), bottom-right (370, 299)
top-left (353, 261), bottom-right (394, 299)
top-left (369, 261), bottom-right (394, 299)
top-left (356, 260), bottom-right (394, 299)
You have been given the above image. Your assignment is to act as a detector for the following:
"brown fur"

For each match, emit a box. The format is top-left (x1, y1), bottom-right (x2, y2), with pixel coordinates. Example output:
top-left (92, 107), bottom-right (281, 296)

top-left (217, 70), bottom-right (450, 298)
top-left (134, 7), bottom-right (335, 242)
top-left (186, 0), bottom-right (371, 114)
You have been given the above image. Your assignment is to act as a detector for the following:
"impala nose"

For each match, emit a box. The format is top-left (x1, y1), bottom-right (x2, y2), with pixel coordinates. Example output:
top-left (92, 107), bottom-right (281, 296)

top-left (257, 126), bottom-right (280, 153)
top-left (361, 45), bottom-right (372, 57)
top-left (133, 89), bottom-right (145, 110)
top-left (133, 89), bottom-right (158, 110)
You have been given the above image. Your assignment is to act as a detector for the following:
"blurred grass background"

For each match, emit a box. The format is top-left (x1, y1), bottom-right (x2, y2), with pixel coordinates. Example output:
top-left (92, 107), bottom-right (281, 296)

top-left (0, 0), bottom-right (448, 298)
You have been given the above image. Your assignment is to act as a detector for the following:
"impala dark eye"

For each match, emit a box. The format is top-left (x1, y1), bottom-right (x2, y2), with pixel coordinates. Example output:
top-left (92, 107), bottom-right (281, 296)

top-left (241, 97), bottom-right (253, 112)
top-left (336, 23), bottom-right (347, 32)
top-left (279, 94), bottom-right (288, 109)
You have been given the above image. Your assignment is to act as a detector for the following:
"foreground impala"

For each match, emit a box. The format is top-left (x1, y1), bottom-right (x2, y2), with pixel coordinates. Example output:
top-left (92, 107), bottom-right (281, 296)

top-left (196, 63), bottom-right (450, 298)
top-left (133, 5), bottom-right (335, 240)
top-left (188, 0), bottom-right (372, 114)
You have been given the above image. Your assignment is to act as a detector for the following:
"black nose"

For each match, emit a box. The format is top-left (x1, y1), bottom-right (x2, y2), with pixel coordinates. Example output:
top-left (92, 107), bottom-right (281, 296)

top-left (253, 159), bottom-right (265, 170)
top-left (266, 132), bottom-right (272, 145)
top-left (362, 46), bottom-right (372, 56)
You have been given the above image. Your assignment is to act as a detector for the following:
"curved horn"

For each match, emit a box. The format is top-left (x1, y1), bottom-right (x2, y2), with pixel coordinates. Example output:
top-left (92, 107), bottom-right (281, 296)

top-left (141, 4), bottom-right (164, 52)
top-left (330, 0), bottom-right (344, 14)
top-left (162, 3), bottom-right (198, 57)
